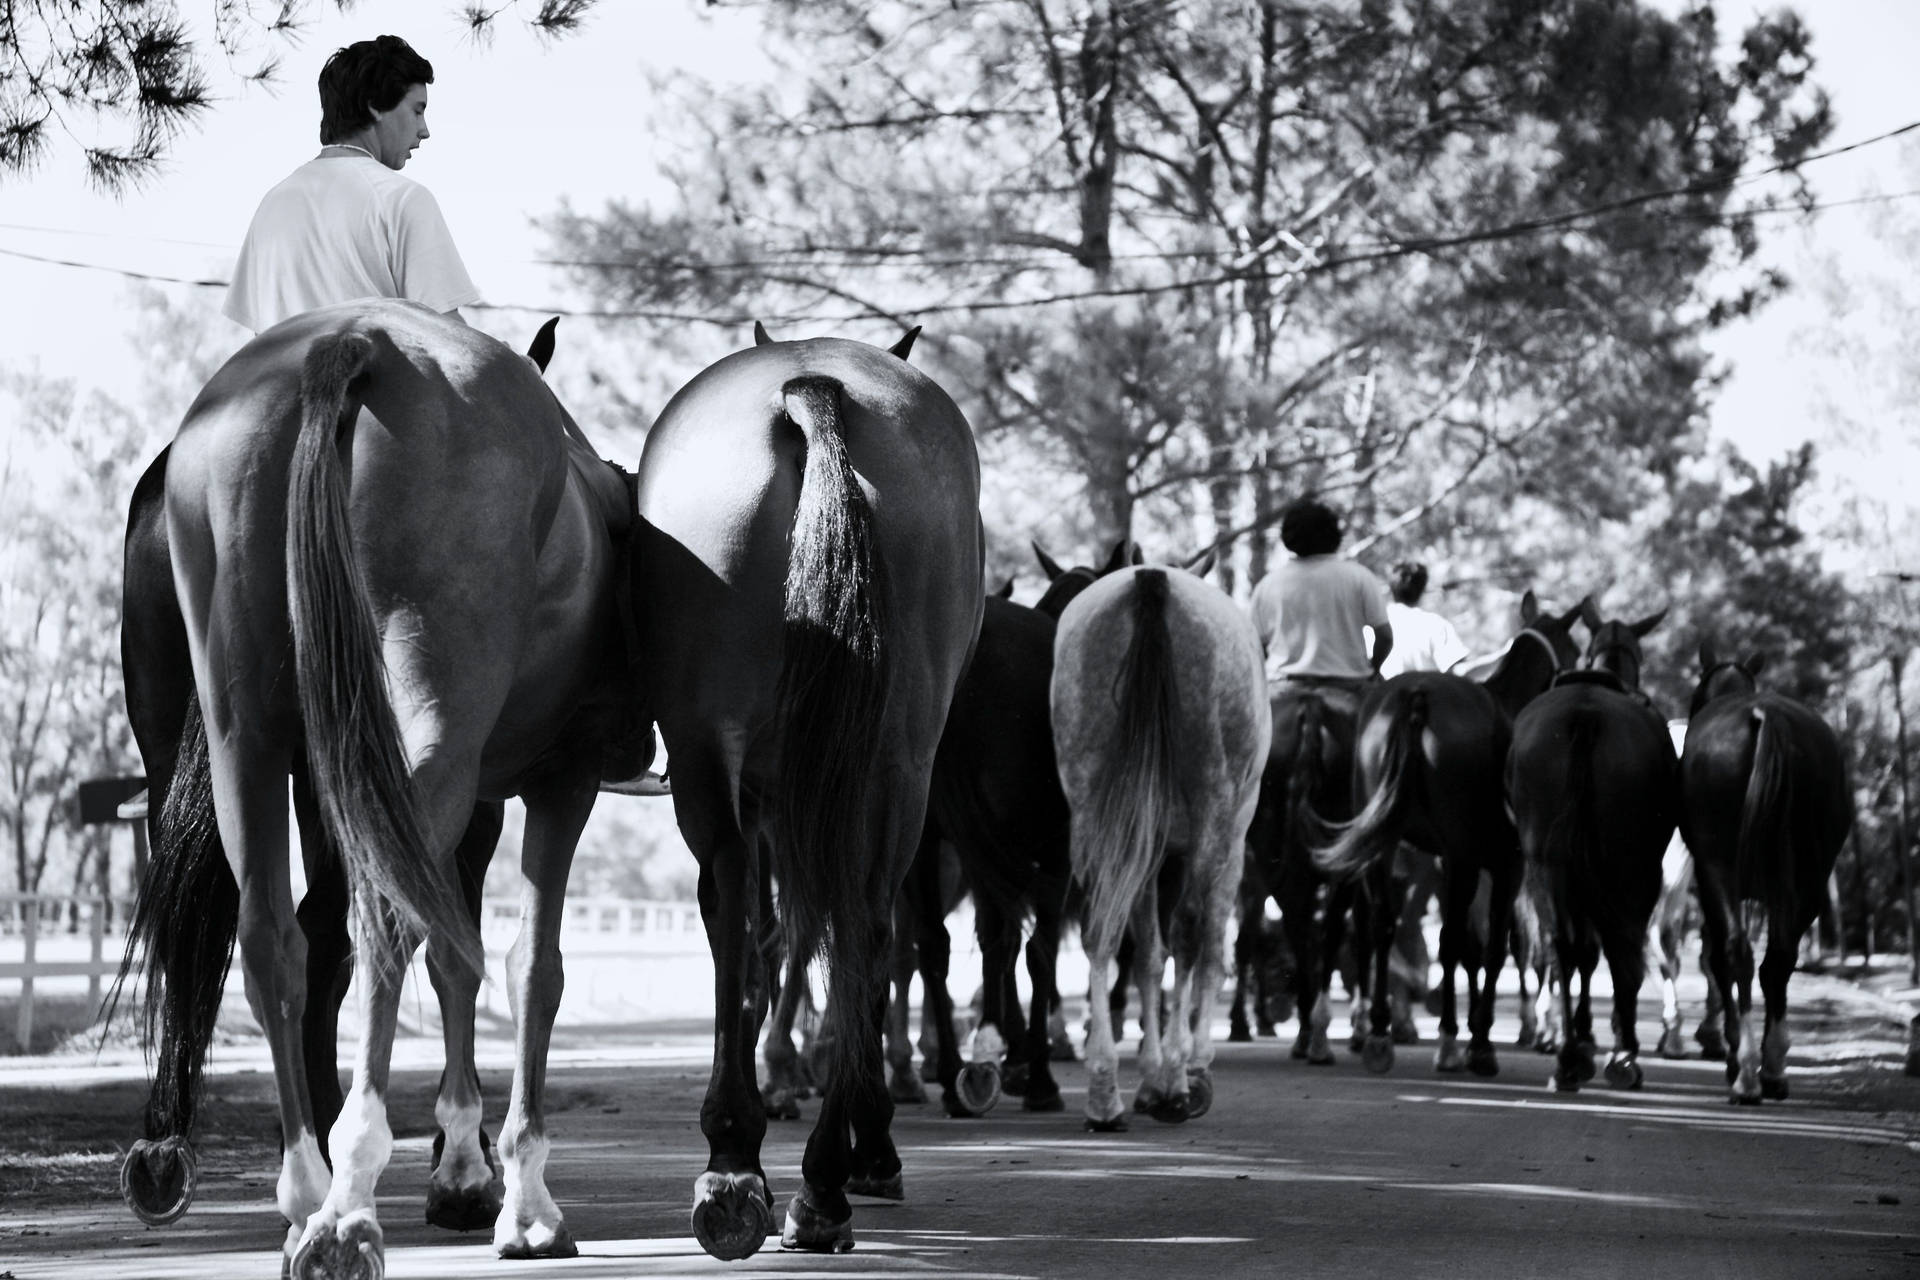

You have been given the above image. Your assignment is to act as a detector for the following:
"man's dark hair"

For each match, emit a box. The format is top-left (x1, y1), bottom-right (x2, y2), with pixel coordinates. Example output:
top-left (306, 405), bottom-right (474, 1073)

top-left (1390, 562), bottom-right (1429, 605)
top-left (1279, 498), bottom-right (1342, 556)
top-left (318, 37), bottom-right (434, 144)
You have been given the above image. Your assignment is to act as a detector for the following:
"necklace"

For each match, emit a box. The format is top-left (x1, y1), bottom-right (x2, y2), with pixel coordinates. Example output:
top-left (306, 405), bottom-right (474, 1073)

top-left (321, 142), bottom-right (378, 162)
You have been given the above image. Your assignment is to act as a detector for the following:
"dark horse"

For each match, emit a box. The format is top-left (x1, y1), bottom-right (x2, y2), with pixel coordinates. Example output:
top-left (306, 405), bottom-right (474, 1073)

top-left (129, 299), bottom-right (641, 1277)
top-left (114, 321), bottom-right (581, 1241)
top-left (635, 322), bottom-right (982, 1257)
top-left (1680, 642), bottom-right (1852, 1104)
top-left (1506, 603), bottom-right (1676, 1092)
top-left (1313, 592), bottom-right (1588, 1075)
top-left (895, 582), bottom-right (1073, 1117)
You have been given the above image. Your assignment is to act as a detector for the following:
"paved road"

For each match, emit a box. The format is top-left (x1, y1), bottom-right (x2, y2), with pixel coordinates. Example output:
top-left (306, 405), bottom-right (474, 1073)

top-left (2, 976), bottom-right (1916, 1279)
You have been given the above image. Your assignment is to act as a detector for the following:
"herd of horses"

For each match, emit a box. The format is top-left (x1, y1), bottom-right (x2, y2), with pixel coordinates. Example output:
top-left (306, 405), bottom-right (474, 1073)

top-left (107, 301), bottom-right (1854, 1276)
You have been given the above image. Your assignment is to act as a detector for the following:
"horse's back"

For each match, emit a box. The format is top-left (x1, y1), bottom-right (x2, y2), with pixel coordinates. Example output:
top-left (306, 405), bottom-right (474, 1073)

top-left (1053, 567), bottom-right (1269, 799)
top-left (1680, 693), bottom-right (1851, 872)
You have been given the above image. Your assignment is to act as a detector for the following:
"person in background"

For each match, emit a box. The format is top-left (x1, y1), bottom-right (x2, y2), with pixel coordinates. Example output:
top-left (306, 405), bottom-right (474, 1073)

top-left (224, 35), bottom-right (480, 334)
top-left (1249, 497), bottom-right (1393, 703)
top-left (1377, 561), bottom-right (1469, 679)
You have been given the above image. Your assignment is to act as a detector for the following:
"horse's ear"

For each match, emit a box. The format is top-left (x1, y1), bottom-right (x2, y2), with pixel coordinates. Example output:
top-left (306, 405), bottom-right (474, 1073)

top-left (993, 578), bottom-right (1014, 599)
top-left (526, 316), bottom-right (559, 374)
top-left (1518, 589), bottom-right (1540, 625)
top-left (1743, 652), bottom-right (1769, 678)
top-left (753, 320), bottom-right (775, 346)
top-left (1580, 598), bottom-right (1604, 632)
top-left (1630, 607), bottom-right (1668, 638)
top-left (1130, 541), bottom-right (1145, 566)
top-left (1698, 638), bottom-right (1719, 672)
top-left (1033, 541), bottom-right (1066, 582)
top-left (887, 325), bottom-right (922, 361)
top-left (1183, 549), bottom-right (1216, 578)
top-left (1102, 540), bottom-right (1131, 574)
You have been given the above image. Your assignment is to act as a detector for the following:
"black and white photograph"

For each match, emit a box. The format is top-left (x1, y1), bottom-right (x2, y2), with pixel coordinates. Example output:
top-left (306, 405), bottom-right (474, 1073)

top-left (1, 2), bottom-right (1916, 1276)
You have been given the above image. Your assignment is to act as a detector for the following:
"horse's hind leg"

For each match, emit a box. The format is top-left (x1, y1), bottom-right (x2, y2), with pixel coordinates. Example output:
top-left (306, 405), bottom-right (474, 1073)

top-left (883, 888), bottom-right (928, 1105)
top-left (1275, 850), bottom-right (1330, 1064)
top-left (1019, 895), bottom-right (1066, 1109)
top-left (1468, 858), bottom-right (1515, 1077)
top-left (762, 936), bottom-right (811, 1121)
top-left (1600, 920), bottom-right (1647, 1091)
top-left (1434, 859), bottom-right (1473, 1073)
top-left (427, 801), bottom-right (507, 1233)
top-left (1128, 879), bottom-right (1177, 1118)
top-left (221, 746), bottom-right (332, 1263)
top-left (1694, 861), bottom-right (1757, 1101)
top-left (904, 832), bottom-right (966, 1117)
top-left (291, 773), bottom-right (352, 1153)
top-left (1757, 905), bottom-right (1804, 1101)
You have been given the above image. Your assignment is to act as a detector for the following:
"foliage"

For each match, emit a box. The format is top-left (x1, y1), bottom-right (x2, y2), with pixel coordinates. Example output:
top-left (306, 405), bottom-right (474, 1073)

top-left (0, 0), bottom-right (599, 190)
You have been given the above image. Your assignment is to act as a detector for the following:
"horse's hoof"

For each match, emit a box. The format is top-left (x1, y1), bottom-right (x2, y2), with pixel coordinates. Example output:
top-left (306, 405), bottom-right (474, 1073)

top-left (1148, 1093), bottom-right (1191, 1124)
top-left (1084, 1110), bottom-right (1129, 1133)
top-left (1573, 1038), bottom-right (1598, 1083)
top-left (1184, 1070), bottom-right (1214, 1120)
top-left (1603, 1056), bottom-right (1643, 1091)
top-left (887, 1070), bottom-right (928, 1105)
top-left (1551, 1068), bottom-right (1581, 1093)
top-left (495, 1221), bottom-right (577, 1260)
top-left (1228, 1021), bottom-right (1253, 1043)
top-left (1467, 1043), bottom-right (1500, 1078)
top-left (1257, 1020), bottom-right (1279, 1038)
top-left (1534, 1035), bottom-right (1560, 1056)
top-left (846, 1170), bottom-right (904, 1201)
top-left (1760, 1074), bottom-right (1789, 1101)
top-left (292, 1210), bottom-right (385, 1280)
top-left (1362, 1034), bottom-right (1395, 1075)
top-left (762, 1086), bottom-right (802, 1121)
top-left (1002, 1061), bottom-right (1031, 1097)
top-left (1656, 1027), bottom-right (1687, 1060)
top-left (425, 1181), bottom-right (503, 1233)
top-left (780, 1188), bottom-right (854, 1253)
top-left (1729, 1088), bottom-right (1762, 1107)
top-left (121, 1136), bottom-right (197, 1227)
top-left (953, 1062), bottom-right (1001, 1116)
top-left (1348, 1029), bottom-right (1368, 1054)
top-left (1132, 1086), bottom-right (1157, 1113)
top-left (1435, 1039), bottom-right (1467, 1074)
top-left (1022, 1083), bottom-right (1065, 1112)
top-left (692, 1171), bottom-right (773, 1261)
top-left (1696, 1026), bottom-right (1728, 1062)
top-left (1391, 1017), bottom-right (1420, 1046)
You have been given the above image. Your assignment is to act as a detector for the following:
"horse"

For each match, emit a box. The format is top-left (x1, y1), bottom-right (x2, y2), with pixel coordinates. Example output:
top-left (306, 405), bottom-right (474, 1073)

top-left (1506, 602), bottom-right (1676, 1092)
top-left (1312, 591), bottom-right (1589, 1075)
top-left (893, 583), bottom-right (1074, 1117)
top-left (114, 321), bottom-right (584, 1240)
top-left (133, 299), bottom-right (645, 1276)
top-left (1048, 553), bottom-right (1269, 1129)
top-left (635, 320), bottom-right (982, 1257)
top-left (1679, 642), bottom-right (1853, 1104)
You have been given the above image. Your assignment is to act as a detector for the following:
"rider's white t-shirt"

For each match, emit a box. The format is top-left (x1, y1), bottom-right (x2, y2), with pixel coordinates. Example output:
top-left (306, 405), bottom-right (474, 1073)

top-left (1249, 555), bottom-right (1390, 681)
top-left (223, 153), bottom-right (481, 333)
top-left (1377, 601), bottom-right (1469, 679)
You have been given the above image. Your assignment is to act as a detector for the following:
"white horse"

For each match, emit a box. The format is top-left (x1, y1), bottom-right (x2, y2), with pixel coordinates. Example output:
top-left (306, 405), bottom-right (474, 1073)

top-left (1049, 559), bottom-right (1270, 1128)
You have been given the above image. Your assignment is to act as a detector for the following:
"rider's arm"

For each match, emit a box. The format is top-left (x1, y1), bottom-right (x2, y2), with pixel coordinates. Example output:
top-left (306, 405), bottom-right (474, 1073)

top-left (1370, 621), bottom-right (1395, 673)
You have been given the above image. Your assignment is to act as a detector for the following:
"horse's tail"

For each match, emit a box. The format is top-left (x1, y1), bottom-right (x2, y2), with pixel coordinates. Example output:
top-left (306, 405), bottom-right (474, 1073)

top-left (286, 332), bottom-right (481, 979)
top-left (1539, 708), bottom-right (1604, 941)
top-left (1735, 706), bottom-right (1797, 935)
top-left (1312, 688), bottom-right (1425, 880)
top-left (770, 375), bottom-right (893, 1086)
top-left (111, 697), bottom-right (235, 1175)
top-left (1072, 568), bottom-right (1180, 957)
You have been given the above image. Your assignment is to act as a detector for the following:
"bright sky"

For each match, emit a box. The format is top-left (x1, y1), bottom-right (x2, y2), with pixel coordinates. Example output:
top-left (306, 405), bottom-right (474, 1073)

top-left (1, 0), bottom-right (1916, 531)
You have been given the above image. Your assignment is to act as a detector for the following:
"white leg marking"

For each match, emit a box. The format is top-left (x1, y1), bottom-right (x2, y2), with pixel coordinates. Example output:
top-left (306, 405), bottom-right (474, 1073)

top-left (494, 1130), bottom-right (567, 1255)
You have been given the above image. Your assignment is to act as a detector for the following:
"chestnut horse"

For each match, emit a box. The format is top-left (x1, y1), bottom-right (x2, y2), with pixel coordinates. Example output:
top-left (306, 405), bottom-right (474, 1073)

top-left (139, 299), bottom-right (641, 1277)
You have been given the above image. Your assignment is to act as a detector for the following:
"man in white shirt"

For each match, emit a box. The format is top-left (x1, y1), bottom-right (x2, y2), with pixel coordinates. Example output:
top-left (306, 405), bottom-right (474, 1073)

top-left (1377, 562), bottom-right (1469, 679)
top-left (224, 35), bottom-right (481, 334)
top-left (1249, 497), bottom-right (1393, 690)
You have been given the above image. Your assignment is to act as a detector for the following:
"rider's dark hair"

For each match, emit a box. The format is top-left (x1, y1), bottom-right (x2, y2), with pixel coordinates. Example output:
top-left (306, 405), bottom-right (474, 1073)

top-left (1390, 562), bottom-right (1429, 605)
top-left (318, 37), bottom-right (434, 144)
top-left (1279, 498), bottom-right (1342, 556)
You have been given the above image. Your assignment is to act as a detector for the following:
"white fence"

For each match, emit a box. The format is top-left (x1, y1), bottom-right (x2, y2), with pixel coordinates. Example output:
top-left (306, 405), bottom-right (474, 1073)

top-left (0, 892), bottom-right (705, 1052)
